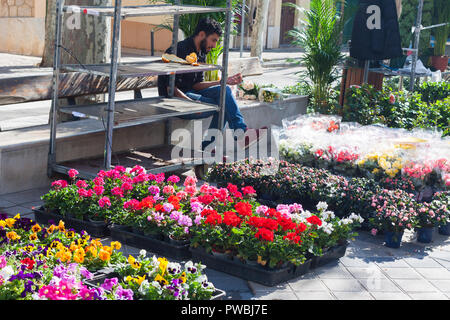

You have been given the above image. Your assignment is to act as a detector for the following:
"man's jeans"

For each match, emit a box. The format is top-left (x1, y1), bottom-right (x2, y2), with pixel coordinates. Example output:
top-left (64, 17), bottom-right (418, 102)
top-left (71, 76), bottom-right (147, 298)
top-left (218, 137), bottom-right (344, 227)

top-left (180, 85), bottom-right (247, 150)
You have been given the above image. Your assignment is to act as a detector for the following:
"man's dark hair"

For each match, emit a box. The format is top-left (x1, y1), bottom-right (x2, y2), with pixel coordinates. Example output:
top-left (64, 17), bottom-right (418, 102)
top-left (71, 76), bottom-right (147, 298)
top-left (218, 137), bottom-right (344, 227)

top-left (193, 17), bottom-right (223, 37)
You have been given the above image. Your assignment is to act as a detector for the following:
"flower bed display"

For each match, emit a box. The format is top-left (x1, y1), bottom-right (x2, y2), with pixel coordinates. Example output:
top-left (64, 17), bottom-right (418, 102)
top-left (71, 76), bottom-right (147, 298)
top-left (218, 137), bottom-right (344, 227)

top-left (0, 213), bottom-right (218, 300)
top-left (207, 159), bottom-right (450, 248)
top-left (37, 166), bottom-right (365, 285)
top-left (279, 114), bottom-right (450, 193)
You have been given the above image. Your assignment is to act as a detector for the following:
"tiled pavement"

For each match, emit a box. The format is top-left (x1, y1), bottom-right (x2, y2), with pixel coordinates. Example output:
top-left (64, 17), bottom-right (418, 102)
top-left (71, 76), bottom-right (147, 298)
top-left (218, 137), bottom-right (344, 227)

top-left (1, 186), bottom-right (450, 300)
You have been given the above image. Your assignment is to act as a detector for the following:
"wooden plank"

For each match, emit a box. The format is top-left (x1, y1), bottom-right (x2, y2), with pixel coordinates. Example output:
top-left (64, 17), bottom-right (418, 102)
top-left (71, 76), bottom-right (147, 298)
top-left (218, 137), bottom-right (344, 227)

top-left (0, 73), bottom-right (157, 106)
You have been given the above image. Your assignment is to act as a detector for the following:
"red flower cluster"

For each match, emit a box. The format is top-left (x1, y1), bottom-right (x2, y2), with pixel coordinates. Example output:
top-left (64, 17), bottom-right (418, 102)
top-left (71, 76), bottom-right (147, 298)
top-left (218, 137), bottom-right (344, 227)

top-left (254, 228), bottom-right (274, 242)
top-left (140, 196), bottom-right (155, 210)
top-left (201, 209), bottom-right (218, 217)
top-left (168, 195), bottom-right (181, 210)
top-left (277, 216), bottom-right (296, 232)
top-left (234, 202), bottom-right (253, 217)
top-left (306, 215), bottom-right (322, 226)
top-left (283, 232), bottom-right (302, 244)
top-left (197, 194), bottom-right (214, 205)
top-left (223, 211), bottom-right (242, 227)
top-left (205, 211), bottom-right (222, 226)
top-left (21, 258), bottom-right (35, 270)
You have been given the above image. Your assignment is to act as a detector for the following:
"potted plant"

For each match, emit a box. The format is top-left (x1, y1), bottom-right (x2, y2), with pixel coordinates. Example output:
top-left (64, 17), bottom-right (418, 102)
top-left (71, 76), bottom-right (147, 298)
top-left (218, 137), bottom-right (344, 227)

top-left (369, 189), bottom-right (416, 248)
top-left (430, 191), bottom-right (450, 236)
top-left (431, 0), bottom-right (450, 72)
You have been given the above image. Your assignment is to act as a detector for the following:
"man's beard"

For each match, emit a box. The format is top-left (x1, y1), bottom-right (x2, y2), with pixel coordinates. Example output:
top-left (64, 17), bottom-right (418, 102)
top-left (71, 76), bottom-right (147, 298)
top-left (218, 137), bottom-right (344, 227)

top-left (200, 38), bottom-right (210, 53)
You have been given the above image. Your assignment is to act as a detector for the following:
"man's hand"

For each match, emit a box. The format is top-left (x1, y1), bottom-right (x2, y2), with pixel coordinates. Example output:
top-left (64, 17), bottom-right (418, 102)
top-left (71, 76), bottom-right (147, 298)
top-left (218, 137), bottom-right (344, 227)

top-left (226, 73), bottom-right (243, 86)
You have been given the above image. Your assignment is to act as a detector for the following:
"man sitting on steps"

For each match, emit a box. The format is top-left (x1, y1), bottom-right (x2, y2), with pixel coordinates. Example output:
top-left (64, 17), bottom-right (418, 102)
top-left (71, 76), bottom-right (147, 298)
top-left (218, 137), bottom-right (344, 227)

top-left (157, 17), bottom-right (266, 153)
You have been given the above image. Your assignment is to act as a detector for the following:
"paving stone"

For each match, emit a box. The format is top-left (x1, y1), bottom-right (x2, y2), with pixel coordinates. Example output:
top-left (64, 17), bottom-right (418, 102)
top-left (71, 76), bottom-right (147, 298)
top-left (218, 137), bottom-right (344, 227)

top-left (414, 268), bottom-right (450, 280)
top-left (346, 267), bottom-right (388, 279)
top-left (403, 257), bottom-right (443, 268)
top-left (314, 264), bottom-right (353, 279)
top-left (19, 200), bottom-right (43, 210)
top-left (332, 291), bottom-right (374, 300)
top-left (434, 258), bottom-right (450, 270)
top-left (248, 281), bottom-right (291, 293)
top-left (374, 258), bottom-right (410, 268)
top-left (381, 267), bottom-right (422, 279)
top-left (253, 291), bottom-right (298, 300)
top-left (339, 257), bottom-right (375, 268)
top-left (360, 279), bottom-right (401, 292)
top-left (370, 292), bottom-right (411, 300)
top-left (428, 280), bottom-right (450, 293)
top-left (408, 292), bottom-right (449, 300)
top-left (288, 279), bottom-right (328, 291)
top-left (1, 205), bottom-right (32, 216)
top-left (0, 188), bottom-right (49, 205)
top-left (294, 291), bottom-right (335, 300)
top-left (321, 279), bottom-right (366, 292)
top-left (0, 198), bottom-right (16, 209)
top-left (393, 279), bottom-right (439, 293)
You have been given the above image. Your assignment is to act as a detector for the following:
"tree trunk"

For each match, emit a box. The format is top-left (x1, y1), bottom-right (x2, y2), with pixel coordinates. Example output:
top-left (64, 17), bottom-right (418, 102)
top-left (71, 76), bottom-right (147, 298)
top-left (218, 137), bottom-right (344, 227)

top-left (250, 0), bottom-right (269, 60)
top-left (41, 0), bottom-right (112, 121)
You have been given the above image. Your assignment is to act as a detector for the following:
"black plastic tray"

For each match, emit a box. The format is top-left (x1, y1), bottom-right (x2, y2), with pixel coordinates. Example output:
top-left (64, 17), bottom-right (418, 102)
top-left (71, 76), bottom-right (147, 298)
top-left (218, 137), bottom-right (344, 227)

top-left (310, 242), bottom-right (348, 269)
top-left (33, 206), bottom-right (110, 238)
top-left (110, 224), bottom-right (192, 261)
top-left (189, 247), bottom-right (312, 287)
top-left (84, 271), bottom-right (226, 300)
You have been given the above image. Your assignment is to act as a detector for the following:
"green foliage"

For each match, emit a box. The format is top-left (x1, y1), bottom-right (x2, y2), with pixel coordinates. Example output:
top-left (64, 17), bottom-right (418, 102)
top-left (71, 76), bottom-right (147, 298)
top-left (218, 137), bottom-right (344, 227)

top-left (286, 0), bottom-right (344, 114)
top-left (417, 80), bottom-right (450, 103)
top-left (398, 0), bottom-right (434, 55)
top-left (432, 0), bottom-right (450, 56)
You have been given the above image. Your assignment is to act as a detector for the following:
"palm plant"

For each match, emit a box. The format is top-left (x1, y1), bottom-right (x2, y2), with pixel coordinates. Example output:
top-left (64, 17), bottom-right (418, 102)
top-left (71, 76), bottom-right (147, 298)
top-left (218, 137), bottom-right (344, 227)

top-left (285, 0), bottom-right (344, 114)
top-left (151, 0), bottom-right (241, 81)
top-left (433, 0), bottom-right (450, 57)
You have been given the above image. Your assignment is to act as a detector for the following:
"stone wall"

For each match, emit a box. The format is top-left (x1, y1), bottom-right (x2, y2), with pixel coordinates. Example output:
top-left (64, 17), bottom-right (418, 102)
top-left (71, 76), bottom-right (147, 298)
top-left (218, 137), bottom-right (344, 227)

top-left (0, 0), bottom-right (35, 17)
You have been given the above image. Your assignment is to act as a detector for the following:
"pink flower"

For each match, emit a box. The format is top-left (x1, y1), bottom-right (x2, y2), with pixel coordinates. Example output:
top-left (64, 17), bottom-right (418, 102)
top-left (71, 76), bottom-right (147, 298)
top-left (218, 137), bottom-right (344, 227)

top-left (94, 185), bottom-right (105, 196)
top-left (78, 188), bottom-right (89, 198)
top-left (389, 93), bottom-right (395, 104)
top-left (371, 228), bottom-right (378, 236)
top-left (68, 169), bottom-right (79, 179)
top-left (51, 180), bottom-right (68, 189)
top-left (167, 175), bottom-right (180, 184)
top-left (93, 177), bottom-right (105, 186)
top-left (76, 180), bottom-right (88, 189)
top-left (111, 187), bottom-right (124, 198)
top-left (176, 191), bottom-right (188, 200)
top-left (123, 199), bottom-right (141, 211)
top-left (98, 197), bottom-right (111, 208)
top-left (184, 176), bottom-right (198, 187)
top-left (121, 182), bottom-right (133, 192)
top-left (163, 185), bottom-right (175, 195)
top-left (0, 255), bottom-right (6, 269)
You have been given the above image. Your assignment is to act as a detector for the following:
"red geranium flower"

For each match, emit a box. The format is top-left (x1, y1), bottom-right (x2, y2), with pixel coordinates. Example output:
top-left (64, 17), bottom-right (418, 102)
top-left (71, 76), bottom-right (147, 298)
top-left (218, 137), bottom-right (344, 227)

top-left (234, 202), bottom-right (253, 217)
top-left (140, 196), bottom-right (154, 209)
top-left (263, 218), bottom-right (279, 231)
top-left (154, 204), bottom-right (164, 212)
top-left (248, 216), bottom-right (266, 228)
top-left (284, 232), bottom-right (302, 244)
top-left (306, 215), bottom-right (322, 226)
top-left (296, 222), bottom-right (307, 234)
top-left (255, 228), bottom-right (274, 242)
top-left (277, 217), bottom-right (296, 232)
top-left (198, 194), bottom-right (214, 205)
top-left (201, 209), bottom-right (218, 217)
top-left (205, 212), bottom-right (222, 226)
top-left (242, 186), bottom-right (256, 196)
top-left (223, 211), bottom-right (242, 227)
top-left (20, 258), bottom-right (35, 270)
top-left (227, 183), bottom-right (238, 194)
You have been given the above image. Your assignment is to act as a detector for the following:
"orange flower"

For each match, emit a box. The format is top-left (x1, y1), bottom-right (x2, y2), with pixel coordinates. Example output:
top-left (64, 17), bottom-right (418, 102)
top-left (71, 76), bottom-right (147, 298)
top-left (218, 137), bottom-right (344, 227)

top-left (58, 220), bottom-right (65, 232)
top-left (98, 249), bottom-right (111, 262)
top-left (47, 225), bottom-right (56, 234)
top-left (73, 248), bottom-right (85, 263)
top-left (102, 246), bottom-right (113, 255)
top-left (69, 242), bottom-right (78, 252)
top-left (29, 233), bottom-right (38, 241)
top-left (31, 224), bottom-right (41, 233)
top-left (110, 241), bottom-right (121, 250)
top-left (86, 246), bottom-right (97, 258)
top-left (5, 218), bottom-right (16, 228)
top-left (6, 231), bottom-right (20, 240)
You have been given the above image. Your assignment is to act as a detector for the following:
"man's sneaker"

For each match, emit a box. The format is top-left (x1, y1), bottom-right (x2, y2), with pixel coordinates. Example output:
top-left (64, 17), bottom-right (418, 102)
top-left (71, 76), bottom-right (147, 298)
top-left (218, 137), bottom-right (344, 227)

top-left (237, 127), bottom-right (268, 150)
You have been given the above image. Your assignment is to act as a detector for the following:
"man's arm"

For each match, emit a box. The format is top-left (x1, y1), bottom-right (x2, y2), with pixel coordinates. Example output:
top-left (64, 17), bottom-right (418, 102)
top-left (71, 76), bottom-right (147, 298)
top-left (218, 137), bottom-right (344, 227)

top-left (191, 73), bottom-right (243, 92)
top-left (168, 86), bottom-right (194, 101)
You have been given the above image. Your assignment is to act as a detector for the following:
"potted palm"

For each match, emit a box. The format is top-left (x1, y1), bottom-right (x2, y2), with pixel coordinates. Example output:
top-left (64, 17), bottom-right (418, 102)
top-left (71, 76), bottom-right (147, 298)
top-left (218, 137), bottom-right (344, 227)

top-left (431, 0), bottom-right (450, 72)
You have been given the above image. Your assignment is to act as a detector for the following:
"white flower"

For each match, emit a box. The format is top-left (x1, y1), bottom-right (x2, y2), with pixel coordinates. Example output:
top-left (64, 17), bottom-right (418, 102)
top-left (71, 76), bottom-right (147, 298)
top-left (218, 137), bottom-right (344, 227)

top-left (139, 249), bottom-right (147, 257)
top-left (320, 222), bottom-right (334, 234)
top-left (242, 81), bottom-right (254, 91)
top-left (321, 210), bottom-right (335, 221)
top-left (348, 212), bottom-right (364, 223)
top-left (316, 201), bottom-right (328, 211)
top-left (300, 210), bottom-right (312, 219)
top-left (138, 280), bottom-right (150, 295)
top-left (238, 90), bottom-right (245, 98)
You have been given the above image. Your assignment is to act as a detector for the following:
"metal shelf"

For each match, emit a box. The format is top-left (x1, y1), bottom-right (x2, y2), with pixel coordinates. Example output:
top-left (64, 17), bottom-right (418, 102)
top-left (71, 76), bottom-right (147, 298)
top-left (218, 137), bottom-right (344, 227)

top-left (60, 97), bottom-right (219, 126)
top-left (61, 60), bottom-right (222, 78)
top-left (64, 4), bottom-right (229, 18)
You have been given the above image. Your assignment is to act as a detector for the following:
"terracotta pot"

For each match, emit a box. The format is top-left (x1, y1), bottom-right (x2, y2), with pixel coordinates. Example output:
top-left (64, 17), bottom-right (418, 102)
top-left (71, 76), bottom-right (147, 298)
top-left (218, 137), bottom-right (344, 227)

top-left (431, 55), bottom-right (449, 72)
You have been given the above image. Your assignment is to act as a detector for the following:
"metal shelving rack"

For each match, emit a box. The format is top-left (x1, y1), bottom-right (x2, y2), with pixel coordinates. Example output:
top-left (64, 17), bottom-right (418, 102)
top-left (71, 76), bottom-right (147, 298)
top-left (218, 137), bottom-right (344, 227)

top-left (48, 0), bottom-right (232, 179)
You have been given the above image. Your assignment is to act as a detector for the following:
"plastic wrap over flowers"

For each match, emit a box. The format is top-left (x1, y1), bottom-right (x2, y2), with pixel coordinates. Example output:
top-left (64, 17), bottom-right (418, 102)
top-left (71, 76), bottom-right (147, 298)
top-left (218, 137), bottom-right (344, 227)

top-left (279, 114), bottom-right (450, 191)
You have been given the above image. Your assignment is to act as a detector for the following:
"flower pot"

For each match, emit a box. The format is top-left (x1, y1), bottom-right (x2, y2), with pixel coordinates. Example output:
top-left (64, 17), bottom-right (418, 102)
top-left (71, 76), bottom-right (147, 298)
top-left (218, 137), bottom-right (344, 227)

top-left (416, 227), bottom-right (434, 243)
top-left (384, 230), bottom-right (404, 248)
top-left (431, 55), bottom-right (449, 72)
top-left (166, 234), bottom-right (190, 246)
top-left (131, 226), bottom-right (144, 236)
top-left (438, 222), bottom-right (450, 236)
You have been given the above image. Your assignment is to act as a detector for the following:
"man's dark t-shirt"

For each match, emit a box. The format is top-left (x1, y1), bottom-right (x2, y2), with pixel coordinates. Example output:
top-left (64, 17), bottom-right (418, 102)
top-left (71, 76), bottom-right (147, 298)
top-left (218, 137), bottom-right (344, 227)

top-left (157, 36), bottom-right (206, 97)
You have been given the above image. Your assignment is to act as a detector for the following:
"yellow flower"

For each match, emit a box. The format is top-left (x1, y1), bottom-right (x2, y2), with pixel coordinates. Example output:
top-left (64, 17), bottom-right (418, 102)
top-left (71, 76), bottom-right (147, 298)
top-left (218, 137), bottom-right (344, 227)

top-left (58, 221), bottom-right (65, 232)
top-left (86, 246), bottom-right (98, 258)
top-left (179, 272), bottom-right (187, 284)
top-left (46, 250), bottom-right (54, 258)
top-left (29, 233), bottom-right (38, 241)
top-left (5, 218), bottom-right (16, 228)
top-left (98, 249), bottom-right (111, 262)
top-left (13, 214), bottom-right (20, 220)
top-left (73, 249), bottom-right (85, 263)
top-left (102, 246), bottom-right (113, 255)
top-left (65, 230), bottom-right (75, 239)
top-left (154, 274), bottom-right (168, 286)
top-left (110, 241), bottom-right (121, 250)
top-left (372, 168), bottom-right (380, 174)
top-left (128, 255), bottom-right (141, 269)
top-left (47, 225), bottom-right (56, 234)
top-left (69, 242), bottom-right (78, 252)
top-left (158, 257), bottom-right (169, 275)
top-left (0, 220), bottom-right (6, 228)
top-left (62, 251), bottom-right (72, 263)
top-left (6, 231), bottom-right (20, 240)
top-left (136, 275), bottom-right (146, 286)
top-left (31, 224), bottom-right (41, 233)
top-left (77, 238), bottom-right (87, 247)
